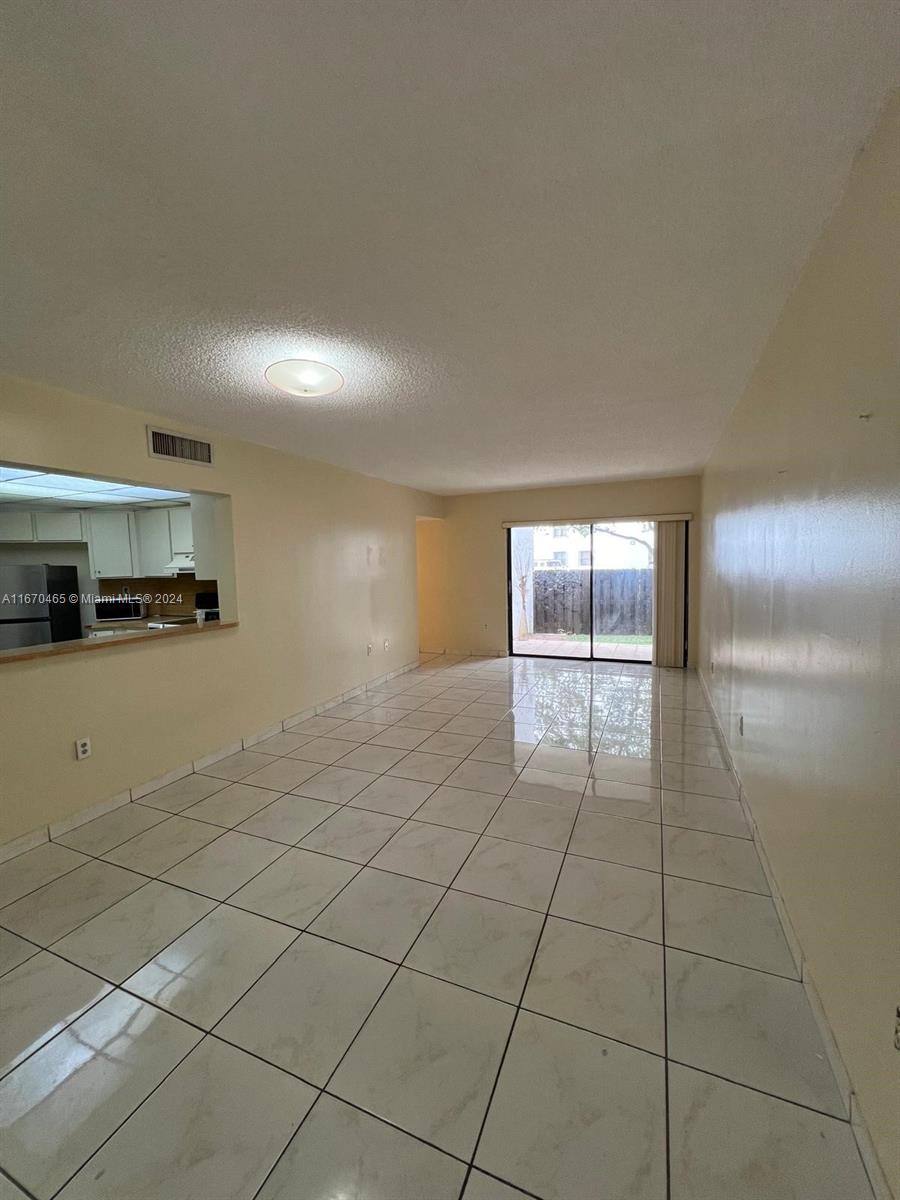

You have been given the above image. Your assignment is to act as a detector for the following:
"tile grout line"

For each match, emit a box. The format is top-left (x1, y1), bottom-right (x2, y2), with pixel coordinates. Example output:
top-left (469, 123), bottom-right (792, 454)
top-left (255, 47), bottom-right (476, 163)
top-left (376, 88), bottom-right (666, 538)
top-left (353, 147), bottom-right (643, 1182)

top-left (246, 760), bottom-right (502, 1200)
top-left (19, 926), bottom-right (859, 1192)
top-left (659, 697), bottom-right (673, 1200)
top-left (15, 806), bottom-right (803, 976)
top-left (0, 1164), bottom-right (39, 1200)
top-left (450, 668), bottom-right (616, 1199)
top-left (41, 783), bottom-right (461, 1200)
top-left (3, 796), bottom-right (758, 936)
top-left (456, 723), bottom-right (596, 1198)
top-left (44, 1009), bottom-right (206, 1199)
top-left (0, 824), bottom-right (819, 1129)
top-left (208, 720), bottom-right (510, 1087)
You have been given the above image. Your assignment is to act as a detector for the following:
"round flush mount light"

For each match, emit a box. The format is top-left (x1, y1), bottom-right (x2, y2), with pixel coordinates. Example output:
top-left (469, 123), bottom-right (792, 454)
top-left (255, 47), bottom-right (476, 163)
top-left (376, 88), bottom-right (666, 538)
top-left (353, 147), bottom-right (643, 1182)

top-left (265, 359), bottom-right (344, 397)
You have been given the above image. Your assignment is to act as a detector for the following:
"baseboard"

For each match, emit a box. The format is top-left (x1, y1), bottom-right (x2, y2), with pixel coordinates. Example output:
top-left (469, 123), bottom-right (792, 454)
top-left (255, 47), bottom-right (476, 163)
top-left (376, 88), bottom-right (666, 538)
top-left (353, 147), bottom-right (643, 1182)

top-left (49, 791), bottom-right (131, 839)
top-left (851, 1093), bottom-right (896, 1200)
top-left (241, 722), bottom-right (284, 750)
top-left (131, 762), bottom-right (194, 801)
top-left (0, 824), bottom-right (48, 864)
top-left (697, 667), bottom-right (894, 1200)
top-left (418, 647), bottom-right (508, 658)
top-left (191, 741), bottom-right (243, 771)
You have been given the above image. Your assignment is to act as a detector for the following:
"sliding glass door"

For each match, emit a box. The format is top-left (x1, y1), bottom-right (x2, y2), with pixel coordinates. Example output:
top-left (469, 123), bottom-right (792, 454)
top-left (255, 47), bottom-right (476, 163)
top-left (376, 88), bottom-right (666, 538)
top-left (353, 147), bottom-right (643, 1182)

top-left (591, 521), bottom-right (654, 662)
top-left (508, 521), bottom-right (655, 662)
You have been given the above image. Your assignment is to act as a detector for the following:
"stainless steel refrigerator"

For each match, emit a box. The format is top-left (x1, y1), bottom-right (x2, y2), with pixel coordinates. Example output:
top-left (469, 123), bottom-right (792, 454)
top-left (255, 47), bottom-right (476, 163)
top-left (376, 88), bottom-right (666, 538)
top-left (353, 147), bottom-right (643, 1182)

top-left (0, 564), bottom-right (82, 650)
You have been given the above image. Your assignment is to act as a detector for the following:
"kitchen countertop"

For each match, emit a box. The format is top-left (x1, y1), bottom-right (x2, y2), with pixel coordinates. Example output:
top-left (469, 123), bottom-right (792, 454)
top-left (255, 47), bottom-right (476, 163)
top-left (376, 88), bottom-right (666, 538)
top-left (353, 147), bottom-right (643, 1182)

top-left (0, 619), bottom-right (238, 665)
top-left (83, 615), bottom-right (197, 631)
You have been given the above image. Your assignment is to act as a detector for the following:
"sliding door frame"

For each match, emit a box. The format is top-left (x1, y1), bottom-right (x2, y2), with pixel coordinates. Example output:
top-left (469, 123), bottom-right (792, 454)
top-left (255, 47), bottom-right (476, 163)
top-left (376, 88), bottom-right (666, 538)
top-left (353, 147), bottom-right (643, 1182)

top-left (505, 523), bottom-right (660, 664)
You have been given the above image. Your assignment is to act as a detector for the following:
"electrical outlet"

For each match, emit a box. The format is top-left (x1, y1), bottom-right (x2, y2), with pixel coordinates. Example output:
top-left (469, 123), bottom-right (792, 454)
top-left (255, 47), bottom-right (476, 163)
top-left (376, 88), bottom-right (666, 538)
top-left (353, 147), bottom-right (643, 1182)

top-left (738, 714), bottom-right (744, 736)
top-left (366, 643), bottom-right (373, 656)
top-left (75, 737), bottom-right (92, 761)
top-left (383, 639), bottom-right (390, 652)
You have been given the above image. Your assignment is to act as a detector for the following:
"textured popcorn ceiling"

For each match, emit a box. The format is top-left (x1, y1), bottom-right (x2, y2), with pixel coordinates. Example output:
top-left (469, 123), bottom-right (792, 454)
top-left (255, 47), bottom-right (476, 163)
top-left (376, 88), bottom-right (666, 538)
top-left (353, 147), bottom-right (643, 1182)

top-left (1, 1), bottom-right (897, 493)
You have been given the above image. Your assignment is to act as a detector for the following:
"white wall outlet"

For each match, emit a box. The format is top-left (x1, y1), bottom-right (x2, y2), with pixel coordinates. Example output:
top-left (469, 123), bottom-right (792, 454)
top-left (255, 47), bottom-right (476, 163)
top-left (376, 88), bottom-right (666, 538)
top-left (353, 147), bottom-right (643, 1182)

top-left (366, 643), bottom-right (373, 656)
top-left (383, 639), bottom-right (390, 652)
top-left (75, 737), bottom-right (92, 761)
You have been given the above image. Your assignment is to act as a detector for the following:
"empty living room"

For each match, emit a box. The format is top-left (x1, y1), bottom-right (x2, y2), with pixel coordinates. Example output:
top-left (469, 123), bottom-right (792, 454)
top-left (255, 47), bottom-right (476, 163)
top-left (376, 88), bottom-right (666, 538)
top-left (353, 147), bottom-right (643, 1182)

top-left (0, 3), bottom-right (898, 1199)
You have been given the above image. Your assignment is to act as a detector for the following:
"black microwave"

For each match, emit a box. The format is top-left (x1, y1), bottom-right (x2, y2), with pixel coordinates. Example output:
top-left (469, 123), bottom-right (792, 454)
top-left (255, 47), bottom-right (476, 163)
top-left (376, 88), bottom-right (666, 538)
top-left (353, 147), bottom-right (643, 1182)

top-left (94, 597), bottom-right (147, 622)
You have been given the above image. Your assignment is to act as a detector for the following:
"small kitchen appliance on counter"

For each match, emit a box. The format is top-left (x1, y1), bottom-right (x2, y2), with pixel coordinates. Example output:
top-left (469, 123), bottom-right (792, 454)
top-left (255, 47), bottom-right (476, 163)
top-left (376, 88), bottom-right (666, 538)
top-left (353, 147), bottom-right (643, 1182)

top-left (194, 590), bottom-right (220, 623)
top-left (93, 595), bottom-right (147, 622)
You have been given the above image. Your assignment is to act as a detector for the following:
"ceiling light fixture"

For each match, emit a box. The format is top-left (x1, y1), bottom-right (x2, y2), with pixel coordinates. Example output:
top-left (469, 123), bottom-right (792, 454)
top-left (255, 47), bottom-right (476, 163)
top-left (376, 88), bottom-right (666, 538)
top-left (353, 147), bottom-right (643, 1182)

top-left (264, 359), bottom-right (344, 397)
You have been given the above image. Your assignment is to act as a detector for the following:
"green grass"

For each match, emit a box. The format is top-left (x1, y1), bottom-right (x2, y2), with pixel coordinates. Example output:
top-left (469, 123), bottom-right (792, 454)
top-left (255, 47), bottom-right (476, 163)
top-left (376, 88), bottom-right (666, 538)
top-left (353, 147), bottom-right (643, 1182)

top-left (593, 634), bottom-right (652, 644)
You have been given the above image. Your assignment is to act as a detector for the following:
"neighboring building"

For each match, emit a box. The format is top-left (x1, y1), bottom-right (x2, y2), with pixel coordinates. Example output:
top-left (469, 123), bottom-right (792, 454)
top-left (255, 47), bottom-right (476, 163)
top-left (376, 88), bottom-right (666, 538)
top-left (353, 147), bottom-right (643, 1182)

top-left (532, 523), bottom-right (654, 569)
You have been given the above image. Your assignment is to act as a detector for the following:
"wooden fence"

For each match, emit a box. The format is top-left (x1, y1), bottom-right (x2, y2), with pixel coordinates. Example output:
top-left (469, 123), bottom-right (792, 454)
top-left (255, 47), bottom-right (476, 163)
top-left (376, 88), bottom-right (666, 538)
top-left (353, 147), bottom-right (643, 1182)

top-left (532, 569), bottom-right (652, 636)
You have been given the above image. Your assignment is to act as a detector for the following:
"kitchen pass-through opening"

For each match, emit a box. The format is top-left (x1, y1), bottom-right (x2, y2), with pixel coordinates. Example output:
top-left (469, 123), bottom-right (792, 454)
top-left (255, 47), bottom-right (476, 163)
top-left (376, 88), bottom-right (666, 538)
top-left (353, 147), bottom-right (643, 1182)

top-left (0, 458), bottom-right (237, 659)
top-left (507, 521), bottom-right (657, 663)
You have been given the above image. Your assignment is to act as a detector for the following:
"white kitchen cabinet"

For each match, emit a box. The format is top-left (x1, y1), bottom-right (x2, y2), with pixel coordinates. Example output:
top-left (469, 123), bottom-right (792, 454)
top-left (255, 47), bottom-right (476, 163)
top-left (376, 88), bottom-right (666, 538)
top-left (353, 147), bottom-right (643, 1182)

top-left (168, 506), bottom-right (193, 554)
top-left (33, 511), bottom-right (84, 542)
top-left (135, 508), bottom-right (173, 576)
top-left (86, 510), bottom-right (138, 578)
top-left (0, 511), bottom-right (35, 541)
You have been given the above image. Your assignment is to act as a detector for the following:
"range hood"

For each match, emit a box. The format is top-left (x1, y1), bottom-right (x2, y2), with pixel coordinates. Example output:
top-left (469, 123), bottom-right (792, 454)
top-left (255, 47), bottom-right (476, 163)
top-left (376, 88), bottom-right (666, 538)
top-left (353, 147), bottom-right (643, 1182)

top-left (162, 552), bottom-right (195, 575)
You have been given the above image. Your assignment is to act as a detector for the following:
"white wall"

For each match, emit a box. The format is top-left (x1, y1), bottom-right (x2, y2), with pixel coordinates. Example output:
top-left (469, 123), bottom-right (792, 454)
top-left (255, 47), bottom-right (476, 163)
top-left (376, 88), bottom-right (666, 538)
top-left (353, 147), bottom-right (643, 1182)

top-left (699, 93), bottom-right (899, 1193)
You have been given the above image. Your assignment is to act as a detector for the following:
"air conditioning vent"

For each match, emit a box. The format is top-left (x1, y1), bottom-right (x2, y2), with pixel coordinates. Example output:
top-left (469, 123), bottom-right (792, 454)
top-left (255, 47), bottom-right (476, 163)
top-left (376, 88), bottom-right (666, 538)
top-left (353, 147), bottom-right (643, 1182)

top-left (147, 426), bottom-right (213, 466)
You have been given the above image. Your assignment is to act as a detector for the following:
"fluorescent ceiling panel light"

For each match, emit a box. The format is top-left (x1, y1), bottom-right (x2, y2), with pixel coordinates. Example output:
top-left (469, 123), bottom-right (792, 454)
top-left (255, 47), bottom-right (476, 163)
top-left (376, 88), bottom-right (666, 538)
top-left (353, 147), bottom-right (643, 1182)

top-left (64, 492), bottom-right (135, 504)
top-left (0, 467), bottom-right (43, 482)
top-left (0, 482), bottom-right (81, 499)
top-left (109, 486), bottom-right (190, 500)
top-left (36, 474), bottom-right (122, 491)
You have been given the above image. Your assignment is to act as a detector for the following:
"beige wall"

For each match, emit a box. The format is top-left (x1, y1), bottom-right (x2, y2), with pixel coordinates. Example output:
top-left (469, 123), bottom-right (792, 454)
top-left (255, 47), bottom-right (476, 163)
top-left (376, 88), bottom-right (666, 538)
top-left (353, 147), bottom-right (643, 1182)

top-left (0, 376), bottom-right (441, 844)
top-left (417, 476), bottom-right (701, 660)
top-left (699, 93), bottom-right (900, 1192)
top-left (416, 517), bottom-right (449, 653)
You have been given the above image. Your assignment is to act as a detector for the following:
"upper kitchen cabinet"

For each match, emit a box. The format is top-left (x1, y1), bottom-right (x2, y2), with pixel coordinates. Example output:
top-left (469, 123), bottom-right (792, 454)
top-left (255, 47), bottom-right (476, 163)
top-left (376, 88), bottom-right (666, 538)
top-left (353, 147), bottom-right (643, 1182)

top-left (33, 510), bottom-right (83, 542)
top-left (0, 511), bottom-right (35, 541)
top-left (168, 505), bottom-right (193, 554)
top-left (0, 510), bottom-right (84, 542)
top-left (86, 510), bottom-right (139, 577)
top-left (134, 505), bottom-right (193, 574)
top-left (134, 508), bottom-right (173, 575)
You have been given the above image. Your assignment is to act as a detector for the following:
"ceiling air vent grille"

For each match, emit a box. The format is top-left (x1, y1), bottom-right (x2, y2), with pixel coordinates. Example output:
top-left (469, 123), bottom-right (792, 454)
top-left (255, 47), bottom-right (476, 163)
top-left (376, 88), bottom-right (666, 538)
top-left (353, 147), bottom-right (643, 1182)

top-left (147, 426), bottom-right (213, 466)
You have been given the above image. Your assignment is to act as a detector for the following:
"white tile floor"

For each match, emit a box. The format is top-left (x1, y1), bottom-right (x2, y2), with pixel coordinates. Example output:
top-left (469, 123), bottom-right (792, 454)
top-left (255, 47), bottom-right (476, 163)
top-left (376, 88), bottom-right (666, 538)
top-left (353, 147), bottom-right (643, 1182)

top-left (0, 655), bottom-right (876, 1200)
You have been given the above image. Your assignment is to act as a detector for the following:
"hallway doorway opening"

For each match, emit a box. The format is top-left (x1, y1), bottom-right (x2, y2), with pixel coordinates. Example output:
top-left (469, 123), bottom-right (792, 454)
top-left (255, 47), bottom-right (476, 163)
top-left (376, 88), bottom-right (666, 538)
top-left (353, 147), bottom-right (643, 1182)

top-left (508, 521), bottom-right (655, 662)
